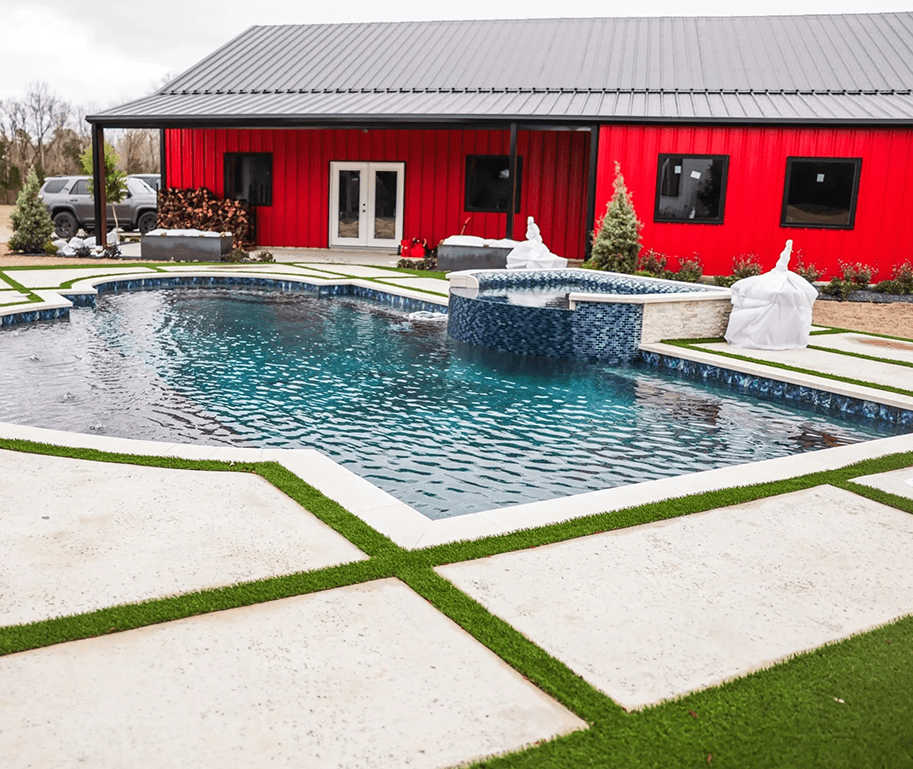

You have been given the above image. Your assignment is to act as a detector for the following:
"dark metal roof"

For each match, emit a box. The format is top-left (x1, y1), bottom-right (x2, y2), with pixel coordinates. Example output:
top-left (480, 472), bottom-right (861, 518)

top-left (91, 14), bottom-right (913, 126)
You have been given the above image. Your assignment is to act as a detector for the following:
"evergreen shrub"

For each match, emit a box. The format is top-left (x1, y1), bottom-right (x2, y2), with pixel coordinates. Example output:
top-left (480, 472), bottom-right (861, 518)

top-left (8, 168), bottom-right (55, 254)
top-left (586, 161), bottom-right (642, 273)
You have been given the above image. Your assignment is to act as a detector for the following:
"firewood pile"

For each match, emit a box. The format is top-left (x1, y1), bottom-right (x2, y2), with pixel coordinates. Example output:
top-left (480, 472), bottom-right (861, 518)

top-left (156, 188), bottom-right (255, 250)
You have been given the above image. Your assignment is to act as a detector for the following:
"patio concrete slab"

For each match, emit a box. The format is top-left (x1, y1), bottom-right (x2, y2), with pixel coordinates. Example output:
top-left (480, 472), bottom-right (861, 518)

top-left (376, 276), bottom-right (450, 295)
top-left (0, 450), bottom-right (367, 626)
top-left (0, 290), bottom-right (28, 303)
top-left (695, 340), bottom-right (913, 391)
top-left (438, 485), bottom-right (913, 710)
top-left (298, 263), bottom-right (404, 278)
top-left (852, 464), bottom-right (913, 501)
top-left (0, 578), bottom-right (586, 768)
top-left (5, 266), bottom-right (156, 288)
top-left (809, 332), bottom-right (913, 365)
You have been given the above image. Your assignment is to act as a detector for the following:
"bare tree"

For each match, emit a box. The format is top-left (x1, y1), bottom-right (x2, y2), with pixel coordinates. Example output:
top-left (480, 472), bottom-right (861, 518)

top-left (23, 81), bottom-right (70, 174)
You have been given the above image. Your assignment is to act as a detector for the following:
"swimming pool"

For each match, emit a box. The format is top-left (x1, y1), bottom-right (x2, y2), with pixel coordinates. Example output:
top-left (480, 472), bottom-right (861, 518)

top-left (0, 286), bottom-right (905, 519)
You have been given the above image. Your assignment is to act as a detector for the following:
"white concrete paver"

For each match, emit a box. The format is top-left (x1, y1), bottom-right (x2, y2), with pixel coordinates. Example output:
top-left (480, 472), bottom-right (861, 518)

top-left (376, 276), bottom-right (450, 295)
top-left (298, 263), bottom-right (405, 278)
top-left (809, 332), bottom-right (913, 365)
top-left (0, 579), bottom-right (586, 768)
top-left (696, 340), bottom-right (913, 391)
top-left (438, 486), bottom-right (913, 710)
top-left (852, 465), bottom-right (913, 501)
top-left (0, 450), bottom-right (367, 626)
top-left (0, 290), bottom-right (28, 303)
top-left (5, 267), bottom-right (156, 288)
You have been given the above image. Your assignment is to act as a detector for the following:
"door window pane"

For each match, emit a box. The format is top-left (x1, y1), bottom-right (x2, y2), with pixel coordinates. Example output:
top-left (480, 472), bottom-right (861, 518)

top-left (654, 155), bottom-right (728, 223)
top-left (338, 170), bottom-right (361, 239)
top-left (373, 170), bottom-right (397, 240)
top-left (781, 158), bottom-right (861, 228)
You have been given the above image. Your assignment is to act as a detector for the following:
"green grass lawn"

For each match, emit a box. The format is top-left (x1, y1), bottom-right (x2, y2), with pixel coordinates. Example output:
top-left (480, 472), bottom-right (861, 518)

top-left (1, 437), bottom-right (911, 768)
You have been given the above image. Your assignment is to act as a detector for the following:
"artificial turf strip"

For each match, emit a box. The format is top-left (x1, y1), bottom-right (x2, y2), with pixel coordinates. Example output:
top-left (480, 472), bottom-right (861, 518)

top-left (661, 338), bottom-right (913, 399)
top-left (807, 343), bottom-right (913, 370)
top-left (0, 559), bottom-right (392, 658)
top-left (469, 615), bottom-right (913, 769)
top-left (0, 271), bottom-right (41, 302)
top-left (1, 443), bottom-right (912, 766)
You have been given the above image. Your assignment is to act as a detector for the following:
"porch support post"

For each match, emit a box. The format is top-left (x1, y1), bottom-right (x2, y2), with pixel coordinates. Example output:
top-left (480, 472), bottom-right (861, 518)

top-left (584, 124), bottom-right (600, 261)
top-left (506, 122), bottom-right (518, 239)
top-left (91, 123), bottom-right (107, 242)
top-left (159, 128), bottom-right (167, 189)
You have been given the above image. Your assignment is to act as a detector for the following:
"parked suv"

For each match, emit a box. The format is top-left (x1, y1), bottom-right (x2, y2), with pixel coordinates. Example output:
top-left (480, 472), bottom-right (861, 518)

top-left (39, 175), bottom-right (158, 239)
top-left (129, 173), bottom-right (161, 191)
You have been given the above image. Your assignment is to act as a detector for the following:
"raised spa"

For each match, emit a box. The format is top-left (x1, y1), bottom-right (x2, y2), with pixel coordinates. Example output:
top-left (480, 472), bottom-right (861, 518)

top-left (448, 269), bottom-right (731, 361)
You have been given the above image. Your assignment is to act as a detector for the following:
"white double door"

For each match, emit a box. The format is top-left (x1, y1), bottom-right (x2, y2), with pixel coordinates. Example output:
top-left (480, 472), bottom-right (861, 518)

top-left (329, 161), bottom-right (404, 248)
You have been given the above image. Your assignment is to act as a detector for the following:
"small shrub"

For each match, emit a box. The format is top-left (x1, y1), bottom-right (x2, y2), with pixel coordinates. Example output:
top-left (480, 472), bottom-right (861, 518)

top-left (676, 256), bottom-right (703, 283)
top-left (839, 261), bottom-right (873, 287)
top-left (588, 161), bottom-right (642, 273)
top-left (223, 248), bottom-right (248, 263)
top-left (636, 249), bottom-right (668, 276)
top-left (873, 261), bottom-right (913, 295)
top-left (8, 168), bottom-right (55, 254)
top-left (44, 240), bottom-right (59, 256)
top-left (398, 255), bottom-right (438, 270)
top-left (713, 253), bottom-right (762, 287)
top-left (732, 253), bottom-right (763, 280)
top-left (793, 249), bottom-right (820, 283)
top-left (254, 250), bottom-right (274, 263)
top-left (821, 277), bottom-right (855, 300)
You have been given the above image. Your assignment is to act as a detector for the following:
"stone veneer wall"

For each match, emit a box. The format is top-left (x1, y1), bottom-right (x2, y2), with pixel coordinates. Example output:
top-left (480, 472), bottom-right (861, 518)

top-left (640, 298), bottom-right (733, 344)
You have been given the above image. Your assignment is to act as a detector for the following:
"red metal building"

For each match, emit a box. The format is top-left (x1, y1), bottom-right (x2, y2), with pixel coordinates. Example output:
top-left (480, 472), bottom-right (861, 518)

top-left (91, 15), bottom-right (913, 278)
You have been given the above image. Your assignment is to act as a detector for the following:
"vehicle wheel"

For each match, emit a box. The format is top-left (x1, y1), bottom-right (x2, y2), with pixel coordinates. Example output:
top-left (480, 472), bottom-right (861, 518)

top-left (53, 212), bottom-right (77, 239)
top-left (137, 212), bottom-right (157, 234)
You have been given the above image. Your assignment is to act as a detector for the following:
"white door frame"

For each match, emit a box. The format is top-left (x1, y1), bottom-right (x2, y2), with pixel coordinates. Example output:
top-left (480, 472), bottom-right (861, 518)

top-left (329, 161), bottom-right (404, 248)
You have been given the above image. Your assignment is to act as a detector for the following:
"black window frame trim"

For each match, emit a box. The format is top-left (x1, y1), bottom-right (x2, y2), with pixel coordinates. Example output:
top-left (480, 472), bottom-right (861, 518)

top-left (780, 156), bottom-right (862, 230)
top-left (653, 153), bottom-right (730, 225)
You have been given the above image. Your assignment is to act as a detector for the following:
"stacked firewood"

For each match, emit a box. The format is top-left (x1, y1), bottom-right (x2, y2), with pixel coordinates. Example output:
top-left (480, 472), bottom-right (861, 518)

top-left (156, 188), bottom-right (255, 250)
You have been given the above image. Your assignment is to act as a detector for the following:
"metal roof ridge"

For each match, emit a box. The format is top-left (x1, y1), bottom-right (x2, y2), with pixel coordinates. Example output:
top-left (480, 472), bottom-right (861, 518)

top-left (158, 86), bottom-right (909, 96)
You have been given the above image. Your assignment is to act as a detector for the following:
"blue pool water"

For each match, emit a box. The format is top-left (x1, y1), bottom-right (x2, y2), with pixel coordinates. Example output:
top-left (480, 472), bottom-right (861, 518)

top-left (0, 287), bottom-right (904, 518)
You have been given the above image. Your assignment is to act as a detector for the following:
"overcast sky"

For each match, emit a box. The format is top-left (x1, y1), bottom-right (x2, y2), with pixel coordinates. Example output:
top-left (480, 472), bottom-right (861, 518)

top-left (2, 0), bottom-right (911, 112)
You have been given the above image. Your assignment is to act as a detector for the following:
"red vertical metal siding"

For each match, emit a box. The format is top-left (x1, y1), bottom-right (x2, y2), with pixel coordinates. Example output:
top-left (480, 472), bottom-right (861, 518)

top-left (165, 127), bottom-right (590, 259)
top-left (595, 124), bottom-right (913, 280)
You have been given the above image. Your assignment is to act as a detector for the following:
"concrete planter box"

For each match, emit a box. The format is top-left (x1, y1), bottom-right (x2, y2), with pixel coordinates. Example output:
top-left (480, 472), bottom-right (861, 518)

top-left (437, 245), bottom-right (514, 272)
top-left (141, 230), bottom-right (233, 262)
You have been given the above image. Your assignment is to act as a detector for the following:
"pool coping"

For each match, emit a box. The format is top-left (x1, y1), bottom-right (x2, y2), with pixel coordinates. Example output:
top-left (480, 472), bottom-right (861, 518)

top-left (1, 267), bottom-right (911, 550)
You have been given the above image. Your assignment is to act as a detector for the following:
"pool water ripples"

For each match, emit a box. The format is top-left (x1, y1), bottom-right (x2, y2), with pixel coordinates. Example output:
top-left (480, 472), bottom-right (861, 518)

top-left (0, 287), bottom-right (903, 519)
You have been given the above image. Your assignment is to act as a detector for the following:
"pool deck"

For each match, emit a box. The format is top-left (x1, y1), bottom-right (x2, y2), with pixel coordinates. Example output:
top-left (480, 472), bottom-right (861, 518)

top-left (1, 261), bottom-right (912, 767)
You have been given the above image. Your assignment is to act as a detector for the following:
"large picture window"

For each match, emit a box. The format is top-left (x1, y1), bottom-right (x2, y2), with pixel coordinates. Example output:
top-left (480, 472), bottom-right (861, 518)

top-left (654, 155), bottom-right (728, 223)
top-left (781, 157), bottom-right (861, 229)
top-left (224, 152), bottom-right (272, 206)
top-left (465, 155), bottom-right (522, 213)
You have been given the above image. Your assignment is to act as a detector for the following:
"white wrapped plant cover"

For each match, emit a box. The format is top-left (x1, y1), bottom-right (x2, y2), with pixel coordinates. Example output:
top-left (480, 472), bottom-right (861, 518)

top-left (506, 217), bottom-right (568, 269)
top-left (724, 239), bottom-right (818, 350)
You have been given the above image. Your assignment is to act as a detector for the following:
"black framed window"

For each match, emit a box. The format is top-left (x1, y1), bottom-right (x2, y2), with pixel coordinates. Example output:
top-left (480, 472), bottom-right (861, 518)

top-left (465, 155), bottom-right (522, 213)
top-left (781, 157), bottom-right (861, 229)
top-left (224, 152), bottom-right (272, 206)
top-left (654, 154), bottom-right (728, 224)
